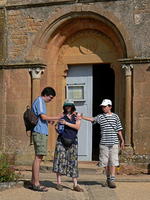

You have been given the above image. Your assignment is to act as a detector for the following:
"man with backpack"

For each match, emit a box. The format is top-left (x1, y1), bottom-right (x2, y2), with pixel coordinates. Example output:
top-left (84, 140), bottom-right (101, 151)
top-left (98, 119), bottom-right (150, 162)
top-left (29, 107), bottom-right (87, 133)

top-left (30, 87), bottom-right (60, 192)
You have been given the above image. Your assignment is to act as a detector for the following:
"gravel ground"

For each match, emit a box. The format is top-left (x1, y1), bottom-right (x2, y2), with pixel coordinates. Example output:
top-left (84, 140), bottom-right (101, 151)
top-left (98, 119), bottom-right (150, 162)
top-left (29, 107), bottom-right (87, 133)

top-left (0, 170), bottom-right (150, 200)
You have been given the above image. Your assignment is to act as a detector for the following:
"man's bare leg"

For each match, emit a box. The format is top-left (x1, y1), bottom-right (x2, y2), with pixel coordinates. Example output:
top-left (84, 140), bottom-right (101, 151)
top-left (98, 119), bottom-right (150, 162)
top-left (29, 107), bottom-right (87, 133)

top-left (32, 155), bottom-right (43, 186)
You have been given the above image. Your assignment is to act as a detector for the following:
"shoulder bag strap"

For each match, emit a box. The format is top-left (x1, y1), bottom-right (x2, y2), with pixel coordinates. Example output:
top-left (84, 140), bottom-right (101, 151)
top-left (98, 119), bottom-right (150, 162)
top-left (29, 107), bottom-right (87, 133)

top-left (102, 114), bottom-right (116, 132)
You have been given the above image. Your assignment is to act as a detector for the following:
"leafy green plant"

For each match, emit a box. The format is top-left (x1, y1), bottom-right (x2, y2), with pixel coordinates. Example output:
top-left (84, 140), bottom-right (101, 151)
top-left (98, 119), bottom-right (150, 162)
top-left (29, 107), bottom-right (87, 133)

top-left (0, 153), bottom-right (21, 182)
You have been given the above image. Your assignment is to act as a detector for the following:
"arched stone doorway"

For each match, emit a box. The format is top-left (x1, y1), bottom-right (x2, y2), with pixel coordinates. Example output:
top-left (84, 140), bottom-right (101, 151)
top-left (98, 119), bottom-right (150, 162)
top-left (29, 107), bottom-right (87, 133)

top-left (58, 28), bottom-right (125, 160)
top-left (29, 12), bottom-right (127, 160)
top-left (56, 27), bottom-right (125, 160)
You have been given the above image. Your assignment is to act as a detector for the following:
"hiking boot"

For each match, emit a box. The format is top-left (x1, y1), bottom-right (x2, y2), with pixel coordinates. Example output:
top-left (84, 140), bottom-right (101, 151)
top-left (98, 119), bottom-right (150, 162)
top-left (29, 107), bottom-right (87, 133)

top-left (107, 181), bottom-right (116, 188)
top-left (56, 184), bottom-right (63, 191)
top-left (73, 185), bottom-right (84, 192)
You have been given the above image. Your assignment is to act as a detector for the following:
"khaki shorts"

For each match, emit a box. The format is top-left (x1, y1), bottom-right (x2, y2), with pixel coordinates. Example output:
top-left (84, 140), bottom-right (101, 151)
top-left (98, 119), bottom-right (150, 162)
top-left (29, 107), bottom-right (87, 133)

top-left (32, 132), bottom-right (48, 156)
top-left (99, 144), bottom-right (119, 167)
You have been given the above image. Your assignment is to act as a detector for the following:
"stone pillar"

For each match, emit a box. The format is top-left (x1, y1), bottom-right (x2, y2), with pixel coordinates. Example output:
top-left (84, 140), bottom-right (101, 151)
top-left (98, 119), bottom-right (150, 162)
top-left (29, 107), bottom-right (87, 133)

top-left (29, 68), bottom-right (45, 102)
top-left (29, 68), bottom-right (44, 145)
top-left (122, 64), bottom-right (133, 147)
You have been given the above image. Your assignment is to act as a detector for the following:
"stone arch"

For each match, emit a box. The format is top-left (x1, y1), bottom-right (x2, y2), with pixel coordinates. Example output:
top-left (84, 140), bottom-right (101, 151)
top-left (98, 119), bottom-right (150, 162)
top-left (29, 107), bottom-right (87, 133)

top-left (40, 15), bottom-right (127, 111)
top-left (55, 26), bottom-right (125, 114)
top-left (35, 11), bottom-right (127, 51)
top-left (28, 6), bottom-right (134, 62)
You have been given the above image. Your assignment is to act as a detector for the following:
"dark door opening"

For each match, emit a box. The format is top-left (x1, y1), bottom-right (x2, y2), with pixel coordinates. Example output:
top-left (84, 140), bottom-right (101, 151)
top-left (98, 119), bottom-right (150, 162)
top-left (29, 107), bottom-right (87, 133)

top-left (92, 64), bottom-right (115, 161)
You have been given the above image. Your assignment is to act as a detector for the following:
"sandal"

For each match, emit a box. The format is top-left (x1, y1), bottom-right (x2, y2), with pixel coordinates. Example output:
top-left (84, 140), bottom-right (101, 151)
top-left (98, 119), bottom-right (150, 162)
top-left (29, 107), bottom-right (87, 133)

top-left (31, 184), bottom-right (48, 192)
top-left (73, 185), bottom-right (84, 192)
top-left (29, 183), bottom-right (48, 190)
top-left (56, 184), bottom-right (63, 191)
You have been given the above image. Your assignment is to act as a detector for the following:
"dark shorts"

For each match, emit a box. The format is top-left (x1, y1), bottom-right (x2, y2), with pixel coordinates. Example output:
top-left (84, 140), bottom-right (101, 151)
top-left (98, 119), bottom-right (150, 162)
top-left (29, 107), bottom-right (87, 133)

top-left (32, 132), bottom-right (48, 156)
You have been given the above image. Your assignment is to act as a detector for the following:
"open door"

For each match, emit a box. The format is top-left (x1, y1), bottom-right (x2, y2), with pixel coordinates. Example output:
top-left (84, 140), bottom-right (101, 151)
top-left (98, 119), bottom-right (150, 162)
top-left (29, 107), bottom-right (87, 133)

top-left (92, 64), bottom-right (115, 160)
top-left (66, 65), bottom-right (93, 161)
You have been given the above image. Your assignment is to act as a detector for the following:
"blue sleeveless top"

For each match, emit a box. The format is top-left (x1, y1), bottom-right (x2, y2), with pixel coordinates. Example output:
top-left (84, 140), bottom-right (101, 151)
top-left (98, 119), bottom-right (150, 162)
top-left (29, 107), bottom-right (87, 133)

top-left (58, 114), bottom-right (78, 144)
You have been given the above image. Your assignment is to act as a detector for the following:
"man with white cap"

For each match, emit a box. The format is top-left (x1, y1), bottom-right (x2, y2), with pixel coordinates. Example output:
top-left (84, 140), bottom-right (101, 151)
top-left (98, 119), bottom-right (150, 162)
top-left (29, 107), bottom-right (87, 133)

top-left (81, 99), bottom-right (124, 188)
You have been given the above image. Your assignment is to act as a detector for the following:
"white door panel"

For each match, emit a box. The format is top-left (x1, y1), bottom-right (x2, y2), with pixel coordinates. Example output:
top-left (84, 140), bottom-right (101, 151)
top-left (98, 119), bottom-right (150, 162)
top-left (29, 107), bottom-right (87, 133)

top-left (66, 65), bottom-right (93, 161)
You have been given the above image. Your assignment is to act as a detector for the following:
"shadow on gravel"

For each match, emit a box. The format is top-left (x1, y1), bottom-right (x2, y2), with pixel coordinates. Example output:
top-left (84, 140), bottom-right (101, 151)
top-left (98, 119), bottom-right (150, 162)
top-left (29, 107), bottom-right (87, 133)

top-left (40, 180), bottom-right (72, 190)
top-left (67, 180), bottom-right (105, 187)
top-left (23, 180), bottom-right (72, 190)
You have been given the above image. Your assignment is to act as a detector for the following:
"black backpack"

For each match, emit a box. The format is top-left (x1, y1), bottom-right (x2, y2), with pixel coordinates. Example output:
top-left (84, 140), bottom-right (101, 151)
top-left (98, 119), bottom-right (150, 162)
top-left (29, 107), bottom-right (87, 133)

top-left (23, 105), bottom-right (38, 131)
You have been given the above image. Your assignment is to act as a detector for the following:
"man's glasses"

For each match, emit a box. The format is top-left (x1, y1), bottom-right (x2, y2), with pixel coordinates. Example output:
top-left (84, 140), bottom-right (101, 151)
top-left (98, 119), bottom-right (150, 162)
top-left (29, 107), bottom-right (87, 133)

top-left (48, 95), bottom-right (54, 100)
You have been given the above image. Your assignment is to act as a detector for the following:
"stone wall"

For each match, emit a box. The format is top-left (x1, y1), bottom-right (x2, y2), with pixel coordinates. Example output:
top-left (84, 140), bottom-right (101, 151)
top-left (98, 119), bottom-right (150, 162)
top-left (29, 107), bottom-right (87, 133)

top-left (2, 68), bottom-right (33, 164)
top-left (0, 70), bottom-right (5, 150)
top-left (4, 0), bottom-right (150, 64)
top-left (7, 8), bottom-right (48, 63)
top-left (0, 9), bottom-right (5, 61)
top-left (132, 0), bottom-right (150, 57)
top-left (133, 63), bottom-right (150, 154)
top-left (0, 9), bottom-right (5, 151)
top-left (0, 0), bottom-right (150, 162)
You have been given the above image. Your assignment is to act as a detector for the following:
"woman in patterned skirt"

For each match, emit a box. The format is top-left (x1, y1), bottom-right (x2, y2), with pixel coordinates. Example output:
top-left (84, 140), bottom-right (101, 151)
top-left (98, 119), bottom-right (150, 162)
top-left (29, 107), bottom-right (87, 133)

top-left (53, 100), bottom-right (83, 192)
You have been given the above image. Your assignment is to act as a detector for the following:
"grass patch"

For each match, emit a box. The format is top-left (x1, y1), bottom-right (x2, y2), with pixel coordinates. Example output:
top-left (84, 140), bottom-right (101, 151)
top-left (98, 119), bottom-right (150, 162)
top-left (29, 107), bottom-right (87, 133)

top-left (0, 153), bottom-right (21, 182)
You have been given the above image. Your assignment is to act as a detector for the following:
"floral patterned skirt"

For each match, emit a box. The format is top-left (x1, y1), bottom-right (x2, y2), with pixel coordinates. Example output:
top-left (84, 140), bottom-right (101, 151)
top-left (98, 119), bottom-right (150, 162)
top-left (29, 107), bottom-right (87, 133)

top-left (53, 137), bottom-right (79, 178)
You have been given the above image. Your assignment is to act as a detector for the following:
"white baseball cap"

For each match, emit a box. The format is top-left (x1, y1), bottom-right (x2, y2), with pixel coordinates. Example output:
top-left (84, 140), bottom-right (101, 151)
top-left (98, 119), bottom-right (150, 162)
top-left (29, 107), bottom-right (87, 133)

top-left (100, 99), bottom-right (112, 106)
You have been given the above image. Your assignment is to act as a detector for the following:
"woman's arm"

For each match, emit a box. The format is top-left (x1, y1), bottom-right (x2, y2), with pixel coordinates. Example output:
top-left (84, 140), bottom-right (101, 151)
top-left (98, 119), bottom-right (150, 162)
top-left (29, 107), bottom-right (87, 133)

top-left (59, 119), bottom-right (81, 130)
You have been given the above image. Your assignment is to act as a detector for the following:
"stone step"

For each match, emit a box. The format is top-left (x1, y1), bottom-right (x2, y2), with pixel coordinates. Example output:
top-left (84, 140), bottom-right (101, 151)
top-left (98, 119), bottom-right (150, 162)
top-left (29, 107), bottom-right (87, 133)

top-left (40, 161), bottom-right (104, 174)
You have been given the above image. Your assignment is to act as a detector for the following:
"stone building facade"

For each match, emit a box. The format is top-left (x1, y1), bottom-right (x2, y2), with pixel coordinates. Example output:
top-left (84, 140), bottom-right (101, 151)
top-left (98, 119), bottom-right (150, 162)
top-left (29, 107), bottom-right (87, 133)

top-left (0, 0), bottom-right (150, 166)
